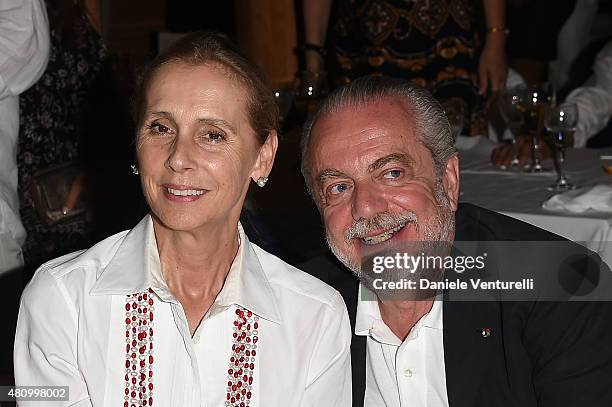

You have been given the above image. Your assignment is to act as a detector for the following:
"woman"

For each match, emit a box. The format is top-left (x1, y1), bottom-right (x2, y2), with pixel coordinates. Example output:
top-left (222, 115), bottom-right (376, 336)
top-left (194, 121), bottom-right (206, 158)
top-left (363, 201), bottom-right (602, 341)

top-left (14, 32), bottom-right (352, 406)
top-left (302, 0), bottom-right (508, 137)
top-left (18, 0), bottom-right (109, 275)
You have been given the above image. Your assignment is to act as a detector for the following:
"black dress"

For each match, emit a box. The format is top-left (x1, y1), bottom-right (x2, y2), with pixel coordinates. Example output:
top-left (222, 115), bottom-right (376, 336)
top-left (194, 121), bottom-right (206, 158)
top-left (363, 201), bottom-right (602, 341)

top-left (331, 0), bottom-right (487, 136)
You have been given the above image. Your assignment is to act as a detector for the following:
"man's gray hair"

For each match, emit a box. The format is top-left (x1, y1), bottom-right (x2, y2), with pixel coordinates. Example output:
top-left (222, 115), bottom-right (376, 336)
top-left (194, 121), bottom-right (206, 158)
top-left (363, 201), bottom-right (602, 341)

top-left (301, 76), bottom-right (456, 193)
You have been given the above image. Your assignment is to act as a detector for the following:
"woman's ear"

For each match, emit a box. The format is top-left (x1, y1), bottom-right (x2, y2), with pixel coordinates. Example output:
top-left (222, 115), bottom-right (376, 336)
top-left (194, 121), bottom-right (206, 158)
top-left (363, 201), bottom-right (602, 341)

top-left (251, 130), bottom-right (278, 182)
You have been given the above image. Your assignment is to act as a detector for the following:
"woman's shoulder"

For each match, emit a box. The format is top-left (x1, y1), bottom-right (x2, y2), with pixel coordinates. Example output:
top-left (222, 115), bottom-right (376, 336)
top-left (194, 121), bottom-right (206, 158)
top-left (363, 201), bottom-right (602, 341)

top-left (24, 229), bottom-right (131, 297)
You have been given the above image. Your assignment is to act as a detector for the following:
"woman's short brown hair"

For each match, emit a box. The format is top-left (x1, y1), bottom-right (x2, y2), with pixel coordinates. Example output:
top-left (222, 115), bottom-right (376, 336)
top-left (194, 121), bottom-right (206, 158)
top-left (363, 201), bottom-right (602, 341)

top-left (132, 31), bottom-right (279, 144)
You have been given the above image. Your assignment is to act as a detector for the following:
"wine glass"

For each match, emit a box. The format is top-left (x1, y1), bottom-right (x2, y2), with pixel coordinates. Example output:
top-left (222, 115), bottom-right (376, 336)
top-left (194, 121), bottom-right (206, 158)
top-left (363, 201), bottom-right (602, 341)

top-left (516, 84), bottom-right (554, 172)
top-left (544, 103), bottom-right (578, 191)
top-left (497, 87), bottom-right (525, 168)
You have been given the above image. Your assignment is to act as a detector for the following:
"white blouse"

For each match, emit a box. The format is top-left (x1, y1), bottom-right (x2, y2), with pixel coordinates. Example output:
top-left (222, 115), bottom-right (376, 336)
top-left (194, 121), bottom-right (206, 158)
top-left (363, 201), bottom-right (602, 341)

top-left (14, 215), bottom-right (352, 406)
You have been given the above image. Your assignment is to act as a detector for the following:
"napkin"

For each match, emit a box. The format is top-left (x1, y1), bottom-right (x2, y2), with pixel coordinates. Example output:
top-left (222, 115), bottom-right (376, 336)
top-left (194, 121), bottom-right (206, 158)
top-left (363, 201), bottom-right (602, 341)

top-left (542, 184), bottom-right (612, 213)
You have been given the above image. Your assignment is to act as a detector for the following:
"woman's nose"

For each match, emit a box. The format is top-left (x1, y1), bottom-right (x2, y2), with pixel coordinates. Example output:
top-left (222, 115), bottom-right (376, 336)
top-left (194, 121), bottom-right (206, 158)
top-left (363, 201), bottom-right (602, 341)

top-left (165, 135), bottom-right (195, 173)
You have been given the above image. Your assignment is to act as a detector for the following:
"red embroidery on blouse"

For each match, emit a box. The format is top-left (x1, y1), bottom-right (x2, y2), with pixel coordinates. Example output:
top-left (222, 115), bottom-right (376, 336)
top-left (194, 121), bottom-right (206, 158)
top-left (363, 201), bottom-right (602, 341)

top-left (123, 292), bottom-right (260, 407)
top-left (124, 288), bottom-right (154, 406)
top-left (226, 307), bottom-right (259, 406)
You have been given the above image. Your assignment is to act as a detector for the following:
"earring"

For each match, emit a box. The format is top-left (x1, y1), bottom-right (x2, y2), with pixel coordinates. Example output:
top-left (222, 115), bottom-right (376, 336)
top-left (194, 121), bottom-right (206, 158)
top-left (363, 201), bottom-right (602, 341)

top-left (131, 164), bottom-right (139, 175)
top-left (256, 176), bottom-right (268, 187)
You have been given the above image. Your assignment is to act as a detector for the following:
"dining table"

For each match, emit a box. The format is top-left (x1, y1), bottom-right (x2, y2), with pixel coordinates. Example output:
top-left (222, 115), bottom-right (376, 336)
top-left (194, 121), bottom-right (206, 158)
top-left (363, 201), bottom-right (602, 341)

top-left (458, 137), bottom-right (612, 266)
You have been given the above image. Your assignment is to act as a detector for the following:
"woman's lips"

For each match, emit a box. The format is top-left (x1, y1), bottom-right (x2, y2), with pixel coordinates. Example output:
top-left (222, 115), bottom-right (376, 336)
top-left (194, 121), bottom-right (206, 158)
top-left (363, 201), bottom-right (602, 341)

top-left (162, 185), bottom-right (207, 202)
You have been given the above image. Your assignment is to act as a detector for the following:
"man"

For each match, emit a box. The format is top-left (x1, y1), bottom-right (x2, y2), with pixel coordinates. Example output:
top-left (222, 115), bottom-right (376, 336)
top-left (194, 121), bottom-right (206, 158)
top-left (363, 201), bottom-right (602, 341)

top-left (300, 76), bottom-right (612, 406)
top-left (0, 0), bottom-right (50, 275)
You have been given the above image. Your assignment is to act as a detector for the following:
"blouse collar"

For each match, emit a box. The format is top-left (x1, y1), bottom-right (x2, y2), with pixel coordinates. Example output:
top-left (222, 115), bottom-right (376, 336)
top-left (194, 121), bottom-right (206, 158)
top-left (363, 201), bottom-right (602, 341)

top-left (90, 214), bottom-right (281, 324)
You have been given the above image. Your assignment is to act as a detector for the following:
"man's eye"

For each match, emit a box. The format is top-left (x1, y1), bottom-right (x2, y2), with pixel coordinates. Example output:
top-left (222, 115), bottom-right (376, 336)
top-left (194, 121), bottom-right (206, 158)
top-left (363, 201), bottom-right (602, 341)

top-left (384, 169), bottom-right (402, 179)
top-left (329, 183), bottom-right (350, 195)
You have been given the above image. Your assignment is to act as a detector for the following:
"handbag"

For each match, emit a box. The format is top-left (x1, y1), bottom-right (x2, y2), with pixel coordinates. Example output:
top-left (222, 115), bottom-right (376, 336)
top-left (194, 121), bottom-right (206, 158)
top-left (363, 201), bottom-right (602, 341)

top-left (31, 162), bottom-right (85, 225)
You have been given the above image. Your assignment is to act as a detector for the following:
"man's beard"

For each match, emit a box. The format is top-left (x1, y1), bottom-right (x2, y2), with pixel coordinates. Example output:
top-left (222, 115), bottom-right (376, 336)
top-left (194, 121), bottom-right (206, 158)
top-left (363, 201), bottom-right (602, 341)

top-left (325, 182), bottom-right (455, 281)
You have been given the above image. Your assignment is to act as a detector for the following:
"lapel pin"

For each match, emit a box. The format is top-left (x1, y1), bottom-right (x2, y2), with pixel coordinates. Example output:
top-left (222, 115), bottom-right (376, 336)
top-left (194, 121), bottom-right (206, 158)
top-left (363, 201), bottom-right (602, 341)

top-left (481, 328), bottom-right (492, 338)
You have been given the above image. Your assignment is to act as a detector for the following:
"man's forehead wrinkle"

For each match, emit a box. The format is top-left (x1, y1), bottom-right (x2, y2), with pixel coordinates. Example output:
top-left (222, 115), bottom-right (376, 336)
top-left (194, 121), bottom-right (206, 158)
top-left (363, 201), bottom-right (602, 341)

top-left (315, 124), bottom-right (419, 167)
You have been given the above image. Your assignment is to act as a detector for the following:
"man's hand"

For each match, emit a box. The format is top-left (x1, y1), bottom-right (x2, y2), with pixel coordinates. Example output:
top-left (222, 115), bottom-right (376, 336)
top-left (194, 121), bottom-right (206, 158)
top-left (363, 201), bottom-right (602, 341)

top-left (491, 135), bottom-right (551, 167)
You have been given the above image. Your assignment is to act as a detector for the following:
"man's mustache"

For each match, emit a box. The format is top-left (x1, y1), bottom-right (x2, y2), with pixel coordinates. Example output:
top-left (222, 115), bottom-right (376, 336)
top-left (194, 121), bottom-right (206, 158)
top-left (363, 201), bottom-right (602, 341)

top-left (344, 212), bottom-right (418, 243)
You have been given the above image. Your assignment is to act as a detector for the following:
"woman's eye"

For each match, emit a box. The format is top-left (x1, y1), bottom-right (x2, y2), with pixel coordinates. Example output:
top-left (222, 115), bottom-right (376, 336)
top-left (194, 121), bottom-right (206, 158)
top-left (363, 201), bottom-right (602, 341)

top-left (329, 183), bottom-right (350, 195)
top-left (205, 131), bottom-right (225, 143)
top-left (147, 123), bottom-right (171, 135)
top-left (384, 169), bottom-right (402, 179)
top-left (196, 129), bottom-right (226, 145)
top-left (140, 122), bottom-right (174, 146)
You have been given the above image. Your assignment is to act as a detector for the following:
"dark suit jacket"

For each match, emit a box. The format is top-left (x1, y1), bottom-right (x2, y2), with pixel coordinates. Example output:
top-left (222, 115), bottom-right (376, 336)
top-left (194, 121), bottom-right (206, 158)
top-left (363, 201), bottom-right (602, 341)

top-left (301, 203), bottom-right (612, 407)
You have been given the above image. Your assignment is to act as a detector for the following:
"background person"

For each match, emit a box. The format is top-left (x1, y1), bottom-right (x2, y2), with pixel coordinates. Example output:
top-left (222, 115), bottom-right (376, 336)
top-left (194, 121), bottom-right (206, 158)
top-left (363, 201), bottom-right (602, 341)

top-left (491, 38), bottom-right (612, 166)
top-left (0, 0), bottom-right (50, 276)
top-left (17, 0), bottom-right (112, 278)
top-left (0, 0), bottom-right (50, 384)
top-left (302, 0), bottom-right (508, 137)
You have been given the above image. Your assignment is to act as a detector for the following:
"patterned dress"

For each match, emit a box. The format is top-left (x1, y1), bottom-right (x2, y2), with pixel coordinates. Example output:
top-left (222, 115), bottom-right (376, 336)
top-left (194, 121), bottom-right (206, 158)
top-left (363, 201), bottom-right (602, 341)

top-left (18, 5), bottom-right (107, 272)
top-left (331, 0), bottom-right (487, 136)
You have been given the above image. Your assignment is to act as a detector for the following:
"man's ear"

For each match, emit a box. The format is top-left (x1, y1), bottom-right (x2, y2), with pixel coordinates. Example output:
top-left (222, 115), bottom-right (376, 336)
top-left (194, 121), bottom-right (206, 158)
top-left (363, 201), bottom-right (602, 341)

top-left (251, 130), bottom-right (278, 182)
top-left (442, 153), bottom-right (460, 211)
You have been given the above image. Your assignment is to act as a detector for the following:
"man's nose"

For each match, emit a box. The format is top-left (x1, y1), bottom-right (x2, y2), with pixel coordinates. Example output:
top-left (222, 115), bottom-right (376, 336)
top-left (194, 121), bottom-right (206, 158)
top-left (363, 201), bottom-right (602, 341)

top-left (350, 183), bottom-right (388, 221)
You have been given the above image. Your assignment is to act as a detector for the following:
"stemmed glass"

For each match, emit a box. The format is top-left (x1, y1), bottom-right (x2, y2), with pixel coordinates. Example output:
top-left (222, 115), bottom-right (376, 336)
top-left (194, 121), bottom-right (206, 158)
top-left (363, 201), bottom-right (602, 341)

top-left (497, 87), bottom-right (525, 168)
top-left (544, 103), bottom-right (579, 191)
top-left (516, 84), bottom-right (553, 172)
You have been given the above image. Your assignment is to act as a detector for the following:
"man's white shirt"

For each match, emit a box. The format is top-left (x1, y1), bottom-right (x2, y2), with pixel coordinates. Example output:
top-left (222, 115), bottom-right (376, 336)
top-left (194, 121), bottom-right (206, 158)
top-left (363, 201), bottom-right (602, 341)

top-left (14, 215), bottom-right (352, 406)
top-left (356, 287), bottom-right (449, 407)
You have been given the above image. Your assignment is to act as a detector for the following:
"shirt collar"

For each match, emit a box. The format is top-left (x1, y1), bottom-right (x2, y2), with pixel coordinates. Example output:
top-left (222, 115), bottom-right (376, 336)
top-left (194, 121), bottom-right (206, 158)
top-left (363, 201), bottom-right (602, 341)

top-left (90, 214), bottom-right (282, 324)
top-left (355, 285), bottom-right (443, 345)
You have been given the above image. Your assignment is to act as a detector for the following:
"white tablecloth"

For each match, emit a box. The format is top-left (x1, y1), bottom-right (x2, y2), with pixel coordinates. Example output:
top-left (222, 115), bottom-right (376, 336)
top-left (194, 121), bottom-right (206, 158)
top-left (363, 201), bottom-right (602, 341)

top-left (459, 138), bottom-right (612, 265)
